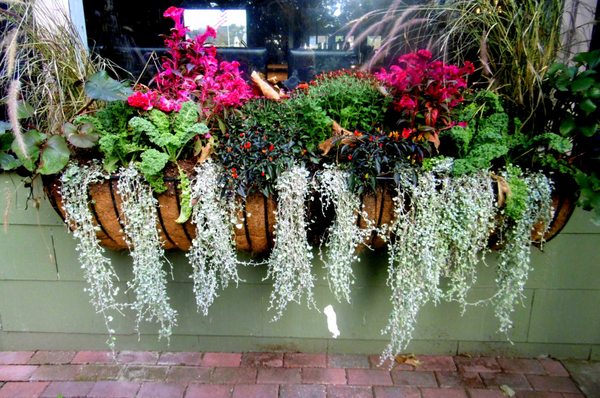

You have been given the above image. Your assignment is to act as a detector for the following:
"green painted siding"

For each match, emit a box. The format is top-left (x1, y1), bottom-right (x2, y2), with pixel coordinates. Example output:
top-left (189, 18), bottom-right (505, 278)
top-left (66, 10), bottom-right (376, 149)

top-left (1, 174), bottom-right (599, 358)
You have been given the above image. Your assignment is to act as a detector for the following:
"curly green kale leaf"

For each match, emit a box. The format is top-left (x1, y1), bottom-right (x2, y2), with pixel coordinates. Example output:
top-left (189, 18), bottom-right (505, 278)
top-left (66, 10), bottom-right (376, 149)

top-left (138, 148), bottom-right (169, 192)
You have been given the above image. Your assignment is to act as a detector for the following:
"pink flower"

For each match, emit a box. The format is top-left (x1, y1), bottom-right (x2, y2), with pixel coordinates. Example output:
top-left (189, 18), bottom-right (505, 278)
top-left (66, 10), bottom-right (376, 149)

top-left (127, 91), bottom-right (156, 110)
top-left (398, 95), bottom-right (417, 110)
top-left (163, 7), bottom-right (184, 23)
top-left (157, 96), bottom-right (180, 112)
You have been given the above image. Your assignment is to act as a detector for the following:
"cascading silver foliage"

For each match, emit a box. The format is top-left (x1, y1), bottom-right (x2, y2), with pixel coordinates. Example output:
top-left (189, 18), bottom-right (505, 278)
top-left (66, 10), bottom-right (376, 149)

top-left (494, 173), bottom-right (553, 334)
top-left (60, 162), bottom-right (554, 360)
top-left (266, 165), bottom-right (315, 320)
top-left (381, 170), bottom-right (498, 365)
top-left (117, 165), bottom-right (177, 339)
top-left (60, 162), bottom-right (122, 349)
top-left (187, 160), bottom-right (240, 316)
top-left (313, 165), bottom-right (372, 303)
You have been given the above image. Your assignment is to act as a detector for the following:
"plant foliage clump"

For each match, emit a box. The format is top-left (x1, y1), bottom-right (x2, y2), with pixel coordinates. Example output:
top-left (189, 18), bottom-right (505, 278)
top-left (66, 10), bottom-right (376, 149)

top-left (117, 166), bottom-right (178, 339)
top-left (60, 163), bottom-right (122, 349)
top-left (266, 165), bottom-right (315, 320)
top-left (187, 161), bottom-right (240, 316)
top-left (314, 166), bottom-right (372, 302)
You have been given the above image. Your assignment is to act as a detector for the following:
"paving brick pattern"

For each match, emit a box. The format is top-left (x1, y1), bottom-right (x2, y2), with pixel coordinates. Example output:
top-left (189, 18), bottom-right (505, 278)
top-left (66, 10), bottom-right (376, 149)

top-left (0, 351), bottom-right (586, 397)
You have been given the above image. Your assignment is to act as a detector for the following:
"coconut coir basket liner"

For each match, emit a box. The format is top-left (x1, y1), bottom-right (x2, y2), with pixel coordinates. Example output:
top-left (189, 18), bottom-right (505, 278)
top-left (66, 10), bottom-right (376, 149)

top-left (45, 177), bottom-right (276, 254)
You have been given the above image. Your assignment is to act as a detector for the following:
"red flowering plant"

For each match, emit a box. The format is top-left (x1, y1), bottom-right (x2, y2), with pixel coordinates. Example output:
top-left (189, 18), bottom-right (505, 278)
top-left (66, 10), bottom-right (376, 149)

top-left (375, 49), bottom-right (474, 149)
top-left (127, 6), bottom-right (254, 120)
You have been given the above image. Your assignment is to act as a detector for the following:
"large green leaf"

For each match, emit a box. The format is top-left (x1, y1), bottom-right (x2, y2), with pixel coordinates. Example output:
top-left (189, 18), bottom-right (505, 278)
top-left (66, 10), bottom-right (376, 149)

top-left (0, 121), bottom-right (10, 134)
top-left (63, 122), bottom-right (99, 148)
top-left (16, 101), bottom-right (34, 119)
top-left (11, 130), bottom-right (45, 171)
top-left (0, 153), bottom-right (20, 170)
top-left (85, 71), bottom-right (132, 101)
top-left (38, 135), bottom-right (70, 175)
top-left (571, 77), bottom-right (595, 92)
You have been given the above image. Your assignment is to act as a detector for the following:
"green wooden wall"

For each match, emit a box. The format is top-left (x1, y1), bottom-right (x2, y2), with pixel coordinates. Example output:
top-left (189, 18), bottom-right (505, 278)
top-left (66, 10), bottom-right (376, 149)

top-left (1, 173), bottom-right (599, 359)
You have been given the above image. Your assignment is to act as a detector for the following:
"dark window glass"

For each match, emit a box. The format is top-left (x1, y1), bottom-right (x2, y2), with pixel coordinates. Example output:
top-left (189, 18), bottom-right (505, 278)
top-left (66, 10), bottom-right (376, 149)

top-left (83, 0), bottom-right (400, 81)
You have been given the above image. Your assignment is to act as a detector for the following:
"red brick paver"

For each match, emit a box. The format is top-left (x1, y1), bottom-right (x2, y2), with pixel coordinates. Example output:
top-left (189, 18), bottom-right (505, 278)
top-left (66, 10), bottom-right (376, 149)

top-left (256, 367), bottom-right (301, 384)
top-left (435, 370), bottom-right (483, 388)
top-left (347, 368), bottom-right (393, 386)
top-left (71, 351), bottom-right (114, 364)
top-left (373, 385), bottom-right (421, 398)
top-left (283, 353), bottom-right (326, 368)
top-left (0, 365), bottom-right (39, 381)
top-left (0, 351), bottom-right (35, 365)
top-left (116, 351), bottom-right (159, 365)
top-left (202, 352), bottom-right (241, 367)
top-left (136, 381), bottom-right (186, 398)
top-left (526, 375), bottom-right (580, 393)
top-left (454, 356), bottom-right (501, 373)
top-left (497, 358), bottom-right (546, 375)
top-left (467, 388), bottom-right (507, 398)
top-left (157, 352), bottom-right (202, 366)
top-left (328, 354), bottom-right (370, 369)
top-left (417, 355), bottom-right (457, 372)
top-left (241, 352), bottom-right (283, 368)
top-left (40, 381), bottom-right (95, 397)
top-left (480, 372), bottom-right (532, 390)
top-left (391, 370), bottom-right (437, 387)
top-left (0, 381), bottom-right (49, 397)
top-left (327, 385), bottom-right (374, 398)
top-left (280, 384), bottom-right (326, 398)
top-left (302, 367), bottom-right (346, 385)
top-left (29, 351), bottom-right (76, 365)
top-left (539, 359), bottom-right (570, 377)
top-left (185, 383), bottom-right (232, 398)
top-left (0, 351), bottom-right (589, 398)
top-left (87, 381), bottom-right (141, 398)
top-left (211, 367), bottom-right (257, 384)
top-left (421, 387), bottom-right (468, 398)
top-left (231, 384), bottom-right (278, 398)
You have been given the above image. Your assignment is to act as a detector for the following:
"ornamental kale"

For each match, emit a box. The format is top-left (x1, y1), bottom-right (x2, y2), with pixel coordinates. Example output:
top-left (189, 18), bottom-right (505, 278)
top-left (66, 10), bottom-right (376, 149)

top-left (375, 50), bottom-right (474, 149)
top-left (127, 7), bottom-right (254, 120)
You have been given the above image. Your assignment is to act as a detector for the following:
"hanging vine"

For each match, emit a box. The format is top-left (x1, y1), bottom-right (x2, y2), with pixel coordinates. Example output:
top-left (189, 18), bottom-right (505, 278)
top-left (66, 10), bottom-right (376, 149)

top-left (381, 170), bottom-right (499, 364)
top-left (60, 162), bottom-right (122, 349)
top-left (266, 165), bottom-right (315, 320)
top-left (187, 160), bottom-right (240, 316)
top-left (314, 166), bottom-right (372, 303)
top-left (494, 172), bottom-right (553, 334)
top-left (117, 165), bottom-right (177, 339)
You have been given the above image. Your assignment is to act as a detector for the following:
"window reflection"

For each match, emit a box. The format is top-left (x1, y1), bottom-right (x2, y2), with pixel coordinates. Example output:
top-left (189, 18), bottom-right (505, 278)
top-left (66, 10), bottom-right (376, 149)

top-left (184, 9), bottom-right (247, 47)
top-left (82, 0), bottom-right (397, 81)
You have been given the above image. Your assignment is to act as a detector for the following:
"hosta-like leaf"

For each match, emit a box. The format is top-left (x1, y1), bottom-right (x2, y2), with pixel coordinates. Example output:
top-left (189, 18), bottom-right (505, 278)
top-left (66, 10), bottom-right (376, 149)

top-left (11, 130), bottom-right (45, 171)
top-left (85, 71), bottom-right (132, 101)
top-left (0, 153), bottom-right (20, 170)
top-left (38, 135), bottom-right (70, 175)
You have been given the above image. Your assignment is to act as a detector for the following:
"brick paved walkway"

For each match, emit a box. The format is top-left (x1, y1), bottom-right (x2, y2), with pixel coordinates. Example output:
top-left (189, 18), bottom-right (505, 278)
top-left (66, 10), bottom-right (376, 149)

top-left (0, 351), bottom-right (586, 397)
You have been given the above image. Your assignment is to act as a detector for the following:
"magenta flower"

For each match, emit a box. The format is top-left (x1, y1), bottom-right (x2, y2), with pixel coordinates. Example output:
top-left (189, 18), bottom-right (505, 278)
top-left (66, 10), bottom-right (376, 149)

top-left (127, 91), bottom-right (156, 111)
top-left (375, 49), bottom-right (474, 148)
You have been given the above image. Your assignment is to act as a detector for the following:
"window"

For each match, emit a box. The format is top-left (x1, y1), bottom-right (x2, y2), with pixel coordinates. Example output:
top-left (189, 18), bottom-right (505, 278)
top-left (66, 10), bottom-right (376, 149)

top-left (82, 0), bottom-right (397, 81)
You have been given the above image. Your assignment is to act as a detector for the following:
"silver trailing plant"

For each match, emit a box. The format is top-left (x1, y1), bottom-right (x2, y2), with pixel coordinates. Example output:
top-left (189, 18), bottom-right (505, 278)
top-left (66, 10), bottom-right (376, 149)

top-left (441, 172), bottom-right (496, 308)
top-left (60, 162), bottom-right (121, 349)
top-left (117, 165), bottom-right (177, 339)
top-left (382, 172), bottom-right (447, 363)
top-left (381, 170), bottom-right (498, 364)
top-left (187, 160), bottom-right (240, 316)
top-left (314, 166), bottom-right (372, 303)
top-left (494, 173), bottom-right (553, 334)
top-left (266, 165), bottom-right (315, 320)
